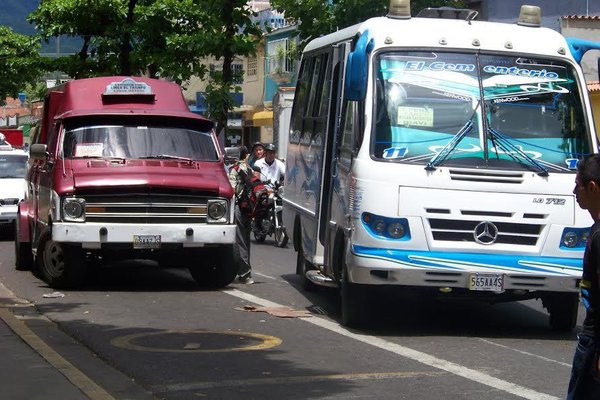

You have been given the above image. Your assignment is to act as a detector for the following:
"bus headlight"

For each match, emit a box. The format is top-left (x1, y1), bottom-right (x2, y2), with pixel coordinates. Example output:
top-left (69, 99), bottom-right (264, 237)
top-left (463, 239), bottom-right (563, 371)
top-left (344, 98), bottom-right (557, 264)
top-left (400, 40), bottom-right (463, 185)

top-left (362, 213), bottom-right (410, 240)
top-left (207, 199), bottom-right (228, 223)
top-left (387, 222), bottom-right (405, 239)
top-left (560, 228), bottom-right (590, 250)
top-left (62, 198), bottom-right (86, 222)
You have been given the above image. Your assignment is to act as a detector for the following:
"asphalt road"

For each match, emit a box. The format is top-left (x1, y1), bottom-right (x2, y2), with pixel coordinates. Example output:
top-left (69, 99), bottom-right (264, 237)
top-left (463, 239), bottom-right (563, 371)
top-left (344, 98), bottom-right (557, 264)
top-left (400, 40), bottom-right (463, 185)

top-left (0, 231), bottom-right (583, 400)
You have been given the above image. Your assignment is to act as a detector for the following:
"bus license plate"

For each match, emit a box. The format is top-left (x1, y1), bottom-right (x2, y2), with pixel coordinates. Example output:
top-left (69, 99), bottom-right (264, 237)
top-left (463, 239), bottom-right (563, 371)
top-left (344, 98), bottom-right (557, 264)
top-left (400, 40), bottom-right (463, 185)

top-left (133, 235), bottom-right (161, 249)
top-left (469, 273), bottom-right (504, 292)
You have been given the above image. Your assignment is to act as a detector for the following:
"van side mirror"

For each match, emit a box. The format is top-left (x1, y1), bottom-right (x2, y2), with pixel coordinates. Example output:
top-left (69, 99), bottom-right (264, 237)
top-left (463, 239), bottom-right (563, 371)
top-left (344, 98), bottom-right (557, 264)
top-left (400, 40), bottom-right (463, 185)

top-left (30, 144), bottom-right (48, 160)
top-left (345, 30), bottom-right (374, 101)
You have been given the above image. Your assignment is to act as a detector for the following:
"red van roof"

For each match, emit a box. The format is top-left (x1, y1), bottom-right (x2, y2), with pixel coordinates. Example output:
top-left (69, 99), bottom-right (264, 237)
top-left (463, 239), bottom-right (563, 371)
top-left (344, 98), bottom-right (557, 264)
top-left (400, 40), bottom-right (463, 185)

top-left (48, 76), bottom-right (213, 128)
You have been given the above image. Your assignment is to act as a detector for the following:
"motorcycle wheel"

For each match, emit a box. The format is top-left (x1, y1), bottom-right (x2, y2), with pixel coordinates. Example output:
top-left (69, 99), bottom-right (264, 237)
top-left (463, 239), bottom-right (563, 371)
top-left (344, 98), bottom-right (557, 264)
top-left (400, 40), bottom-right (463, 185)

top-left (275, 226), bottom-right (288, 248)
top-left (253, 231), bottom-right (266, 242)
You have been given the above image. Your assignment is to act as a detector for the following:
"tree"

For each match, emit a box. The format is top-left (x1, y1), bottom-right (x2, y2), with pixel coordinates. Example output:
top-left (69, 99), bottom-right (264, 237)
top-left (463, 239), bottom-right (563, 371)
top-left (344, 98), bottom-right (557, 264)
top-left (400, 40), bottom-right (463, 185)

top-left (271, 0), bottom-right (469, 49)
top-left (0, 26), bottom-right (42, 103)
top-left (28, 0), bottom-right (262, 135)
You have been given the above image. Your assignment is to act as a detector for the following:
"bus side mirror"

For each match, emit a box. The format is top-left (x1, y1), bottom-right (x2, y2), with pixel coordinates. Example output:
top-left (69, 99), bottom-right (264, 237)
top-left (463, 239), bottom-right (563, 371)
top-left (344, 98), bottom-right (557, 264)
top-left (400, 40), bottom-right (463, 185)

top-left (345, 31), bottom-right (374, 101)
top-left (30, 144), bottom-right (48, 160)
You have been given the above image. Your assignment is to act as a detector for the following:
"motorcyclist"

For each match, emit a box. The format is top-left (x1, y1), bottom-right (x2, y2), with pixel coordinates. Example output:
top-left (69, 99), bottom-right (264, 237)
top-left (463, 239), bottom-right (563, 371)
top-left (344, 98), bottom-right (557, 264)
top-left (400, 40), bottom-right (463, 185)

top-left (248, 142), bottom-right (265, 169)
top-left (254, 143), bottom-right (285, 185)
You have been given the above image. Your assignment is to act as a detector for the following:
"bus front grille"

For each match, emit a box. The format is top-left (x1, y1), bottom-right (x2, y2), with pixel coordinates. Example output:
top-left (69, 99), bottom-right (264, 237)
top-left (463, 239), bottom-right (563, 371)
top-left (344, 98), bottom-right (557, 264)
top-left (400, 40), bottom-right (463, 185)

top-left (428, 218), bottom-right (542, 246)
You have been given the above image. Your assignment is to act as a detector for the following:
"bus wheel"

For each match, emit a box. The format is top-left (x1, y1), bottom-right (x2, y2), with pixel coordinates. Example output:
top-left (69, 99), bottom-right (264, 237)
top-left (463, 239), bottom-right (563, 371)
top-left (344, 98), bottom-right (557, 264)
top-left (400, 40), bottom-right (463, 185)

top-left (39, 237), bottom-right (86, 289)
top-left (544, 293), bottom-right (579, 332)
top-left (189, 245), bottom-right (238, 288)
top-left (340, 261), bottom-right (370, 328)
top-left (296, 247), bottom-right (318, 291)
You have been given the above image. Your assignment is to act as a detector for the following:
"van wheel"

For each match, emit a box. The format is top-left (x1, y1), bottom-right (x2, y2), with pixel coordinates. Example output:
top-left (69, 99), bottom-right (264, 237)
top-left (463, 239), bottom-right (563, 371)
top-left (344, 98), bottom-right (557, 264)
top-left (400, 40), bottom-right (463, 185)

top-left (545, 293), bottom-right (579, 332)
top-left (14, 220), bottom-right (33, 271)
top-left (39, 238), bottom-right (86, 289)
top-left (189, 245), bottom-right (238, 288)
top-left (340, 257), bottom-right (370, 328)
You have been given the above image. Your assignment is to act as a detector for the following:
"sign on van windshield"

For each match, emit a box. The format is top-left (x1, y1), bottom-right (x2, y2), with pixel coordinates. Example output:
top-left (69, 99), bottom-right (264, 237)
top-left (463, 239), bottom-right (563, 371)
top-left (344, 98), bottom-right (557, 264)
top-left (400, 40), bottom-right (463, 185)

top-left (373, 51), bottom-right (590, 172)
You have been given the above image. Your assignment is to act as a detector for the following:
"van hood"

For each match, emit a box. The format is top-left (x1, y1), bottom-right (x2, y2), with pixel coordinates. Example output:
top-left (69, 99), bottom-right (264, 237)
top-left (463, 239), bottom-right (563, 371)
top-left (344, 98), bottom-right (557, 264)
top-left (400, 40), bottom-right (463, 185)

top-left (68, 159), bottom-right (232, 197)
top-left (0, 178), bottom-right (27, 201)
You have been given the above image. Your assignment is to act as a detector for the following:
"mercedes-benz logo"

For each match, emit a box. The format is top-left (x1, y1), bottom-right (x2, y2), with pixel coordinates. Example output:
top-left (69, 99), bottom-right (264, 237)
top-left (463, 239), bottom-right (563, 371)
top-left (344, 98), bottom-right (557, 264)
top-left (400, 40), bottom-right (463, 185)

top-left (473, 221), bottom-right (499, 245)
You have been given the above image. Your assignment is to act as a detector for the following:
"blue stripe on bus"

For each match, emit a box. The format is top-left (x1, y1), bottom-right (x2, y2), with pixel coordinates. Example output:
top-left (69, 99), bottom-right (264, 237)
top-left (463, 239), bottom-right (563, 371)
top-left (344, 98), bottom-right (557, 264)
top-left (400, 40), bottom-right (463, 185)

top-left (351, 245), bottom-right (582, 275)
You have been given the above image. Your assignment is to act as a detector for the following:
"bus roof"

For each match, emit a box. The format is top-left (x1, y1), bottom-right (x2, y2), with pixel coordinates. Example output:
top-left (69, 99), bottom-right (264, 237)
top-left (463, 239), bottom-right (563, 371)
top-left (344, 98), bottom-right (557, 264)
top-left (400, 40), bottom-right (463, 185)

top-left (303, 16), bottom-right (573, 62)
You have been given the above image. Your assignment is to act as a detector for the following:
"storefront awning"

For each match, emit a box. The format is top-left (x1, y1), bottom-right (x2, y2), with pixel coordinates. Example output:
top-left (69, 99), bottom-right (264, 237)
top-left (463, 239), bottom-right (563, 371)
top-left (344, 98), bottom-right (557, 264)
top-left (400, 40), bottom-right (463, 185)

top-left (252, 110), bottom-right (273, 127)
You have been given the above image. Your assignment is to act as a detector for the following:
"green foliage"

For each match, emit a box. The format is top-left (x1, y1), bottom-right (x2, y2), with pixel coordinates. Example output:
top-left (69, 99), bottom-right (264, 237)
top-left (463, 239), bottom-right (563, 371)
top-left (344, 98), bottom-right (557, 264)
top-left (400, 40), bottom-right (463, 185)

top-left (271, 0), bottom-right (469, 49)
top-left (0, 26), bottom-right (42, 102)
top-left (28, 0), bottom-right (262, 135)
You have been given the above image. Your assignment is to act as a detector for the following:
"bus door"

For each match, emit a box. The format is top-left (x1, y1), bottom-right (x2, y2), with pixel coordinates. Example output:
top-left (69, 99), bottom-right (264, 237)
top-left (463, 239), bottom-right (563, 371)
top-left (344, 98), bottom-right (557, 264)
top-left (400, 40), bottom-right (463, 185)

top-left (317, 42), bottom-right (349, 274)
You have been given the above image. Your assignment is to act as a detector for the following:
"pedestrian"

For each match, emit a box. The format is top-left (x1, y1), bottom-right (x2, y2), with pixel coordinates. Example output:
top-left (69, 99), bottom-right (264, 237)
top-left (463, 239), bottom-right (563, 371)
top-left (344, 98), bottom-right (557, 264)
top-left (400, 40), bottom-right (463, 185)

top-left (254, 143), bottom-right (285, 184)
top-left (228, 145), bottom-right (254, 284)
top-left (248, 142), bottom-right (265, 168)
top-left (567, 154), bottom-right (600, 399)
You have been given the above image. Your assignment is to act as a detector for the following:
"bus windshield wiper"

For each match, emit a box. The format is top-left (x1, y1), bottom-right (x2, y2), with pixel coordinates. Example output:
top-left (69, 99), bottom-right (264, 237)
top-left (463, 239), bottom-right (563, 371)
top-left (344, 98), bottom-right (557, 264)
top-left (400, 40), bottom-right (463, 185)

top-left (487, 127), bottom-right (548, 176)
top-left (425, 120), bottom-right (474, 171)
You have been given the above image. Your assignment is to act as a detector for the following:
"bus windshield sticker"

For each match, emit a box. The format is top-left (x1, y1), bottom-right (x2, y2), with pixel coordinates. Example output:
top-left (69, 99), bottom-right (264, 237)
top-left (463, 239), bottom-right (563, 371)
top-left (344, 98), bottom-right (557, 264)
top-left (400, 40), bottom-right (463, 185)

top-left (397, 106), bottom-right (433, 127)
top-left (383, 147), bottom-right (408, 159)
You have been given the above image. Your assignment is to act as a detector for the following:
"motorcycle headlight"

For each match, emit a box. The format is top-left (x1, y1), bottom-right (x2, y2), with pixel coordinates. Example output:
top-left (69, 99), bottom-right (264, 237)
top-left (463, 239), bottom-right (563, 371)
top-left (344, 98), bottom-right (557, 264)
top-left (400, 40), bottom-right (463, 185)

top-left (207, 199), bottom-right (228, 223)
top-left (63, 198), bottom-right (86, 222)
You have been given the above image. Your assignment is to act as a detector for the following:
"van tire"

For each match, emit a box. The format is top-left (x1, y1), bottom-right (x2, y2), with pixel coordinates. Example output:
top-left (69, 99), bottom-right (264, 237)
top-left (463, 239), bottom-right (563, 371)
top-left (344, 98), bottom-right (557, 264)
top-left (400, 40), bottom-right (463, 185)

top-left (38, 238), bottom-right (86, 288)
top-left (14, 220), bottom-right (33, 271)
top-left (189, 245), bottom-right (238, 288)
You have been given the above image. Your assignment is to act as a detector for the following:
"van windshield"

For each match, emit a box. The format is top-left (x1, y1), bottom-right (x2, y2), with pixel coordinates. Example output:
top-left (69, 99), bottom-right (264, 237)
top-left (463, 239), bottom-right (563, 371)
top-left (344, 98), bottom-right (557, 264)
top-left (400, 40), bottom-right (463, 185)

top-left (373, 51), bottom-right (590, 172)
top-left (0, 153), bottom-right (28, 178)
top-left (62, 124), bottom-right (218, 161)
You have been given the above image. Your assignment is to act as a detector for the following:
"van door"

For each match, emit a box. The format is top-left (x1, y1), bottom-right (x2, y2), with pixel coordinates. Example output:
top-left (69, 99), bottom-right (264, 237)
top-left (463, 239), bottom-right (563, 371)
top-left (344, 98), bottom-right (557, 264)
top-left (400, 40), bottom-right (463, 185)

top-left (33, 123), bottom-right (60, 246)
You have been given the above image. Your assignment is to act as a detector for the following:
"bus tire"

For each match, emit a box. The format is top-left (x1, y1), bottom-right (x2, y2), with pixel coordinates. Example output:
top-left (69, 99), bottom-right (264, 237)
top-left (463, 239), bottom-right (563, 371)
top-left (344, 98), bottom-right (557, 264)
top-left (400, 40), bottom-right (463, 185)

top-left (297, 247), bottom-right (318, 291)
top-left (545, 293), bottom-right (579, 332)
top-left (341, 262), bottom-right (370, 328)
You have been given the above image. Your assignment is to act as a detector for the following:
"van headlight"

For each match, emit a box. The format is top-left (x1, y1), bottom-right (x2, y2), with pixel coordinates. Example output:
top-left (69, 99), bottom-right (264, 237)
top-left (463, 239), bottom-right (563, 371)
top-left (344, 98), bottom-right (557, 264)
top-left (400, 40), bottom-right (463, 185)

top-left (207, 199), bottom-right (228, 223)
top-left (62, 198), bottom-right (86, 222)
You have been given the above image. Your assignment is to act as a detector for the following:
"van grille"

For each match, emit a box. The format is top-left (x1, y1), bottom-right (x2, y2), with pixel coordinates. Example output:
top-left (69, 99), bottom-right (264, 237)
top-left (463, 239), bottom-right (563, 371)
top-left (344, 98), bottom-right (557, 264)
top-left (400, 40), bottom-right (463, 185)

top-left (83, 194), bottom-right (209, 223)
top-left (428, 218), bottom-right (543, 246)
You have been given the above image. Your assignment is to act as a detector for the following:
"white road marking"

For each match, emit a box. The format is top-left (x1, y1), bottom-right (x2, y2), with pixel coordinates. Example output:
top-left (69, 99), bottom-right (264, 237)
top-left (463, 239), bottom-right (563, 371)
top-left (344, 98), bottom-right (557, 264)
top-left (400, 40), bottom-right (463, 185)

top-left (253, 272), bottom-right (279, 280)
top-left (225, 288), bottom-right (560, 400)
top-left (478, 338), bottom-right (571, 367)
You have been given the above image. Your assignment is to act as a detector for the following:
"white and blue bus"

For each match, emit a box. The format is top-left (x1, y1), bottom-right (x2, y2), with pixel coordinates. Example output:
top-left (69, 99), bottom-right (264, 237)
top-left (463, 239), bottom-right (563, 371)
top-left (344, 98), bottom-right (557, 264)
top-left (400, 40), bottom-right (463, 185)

top-left (282, 1), bottom-right (600, 329)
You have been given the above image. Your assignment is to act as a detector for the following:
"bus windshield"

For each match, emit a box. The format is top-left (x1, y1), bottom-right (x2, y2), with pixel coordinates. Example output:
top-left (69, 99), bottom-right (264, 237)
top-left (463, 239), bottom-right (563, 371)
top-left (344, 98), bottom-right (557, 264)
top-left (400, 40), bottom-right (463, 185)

top-left (373, 51), bottom-right (591, 172)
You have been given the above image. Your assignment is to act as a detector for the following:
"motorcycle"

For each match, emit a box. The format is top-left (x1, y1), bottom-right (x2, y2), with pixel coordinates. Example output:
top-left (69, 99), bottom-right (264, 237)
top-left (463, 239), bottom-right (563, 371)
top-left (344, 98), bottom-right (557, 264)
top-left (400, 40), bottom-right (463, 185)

top-left (251, 180), bottom-right (289, 247)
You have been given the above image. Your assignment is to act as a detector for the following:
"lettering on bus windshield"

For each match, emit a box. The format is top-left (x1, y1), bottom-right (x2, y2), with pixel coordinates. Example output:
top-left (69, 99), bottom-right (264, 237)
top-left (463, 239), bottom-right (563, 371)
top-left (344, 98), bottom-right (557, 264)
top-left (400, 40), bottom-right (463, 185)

top-left (398, 61), bottom-right (560, 79)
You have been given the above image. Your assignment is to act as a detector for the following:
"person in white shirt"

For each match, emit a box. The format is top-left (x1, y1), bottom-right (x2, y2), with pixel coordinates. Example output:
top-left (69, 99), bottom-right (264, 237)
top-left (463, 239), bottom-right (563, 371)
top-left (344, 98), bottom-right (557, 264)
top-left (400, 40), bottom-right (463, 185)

top-left (254, 143), bottom-right (285, 184)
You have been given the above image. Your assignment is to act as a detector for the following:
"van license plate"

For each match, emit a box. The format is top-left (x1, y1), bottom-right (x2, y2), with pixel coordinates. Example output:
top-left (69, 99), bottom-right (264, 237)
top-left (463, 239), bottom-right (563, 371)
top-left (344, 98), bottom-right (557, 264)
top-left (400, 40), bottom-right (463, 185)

top-left (133, 235), bottom-right (161, 249)
top-left (469, 273), bottom-right (504, 292)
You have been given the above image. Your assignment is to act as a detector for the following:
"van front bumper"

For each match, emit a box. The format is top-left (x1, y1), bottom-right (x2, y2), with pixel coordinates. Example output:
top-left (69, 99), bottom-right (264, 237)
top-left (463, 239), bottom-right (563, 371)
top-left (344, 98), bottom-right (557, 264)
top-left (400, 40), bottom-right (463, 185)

top-left (52, 222), bottom-right (236, 249)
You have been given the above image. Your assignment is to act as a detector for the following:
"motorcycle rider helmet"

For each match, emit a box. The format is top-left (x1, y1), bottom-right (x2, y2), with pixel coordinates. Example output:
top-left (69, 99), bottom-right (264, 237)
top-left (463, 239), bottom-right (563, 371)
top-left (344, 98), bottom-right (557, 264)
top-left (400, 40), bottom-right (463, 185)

top-left (251, 141), bottom-right (264, 152)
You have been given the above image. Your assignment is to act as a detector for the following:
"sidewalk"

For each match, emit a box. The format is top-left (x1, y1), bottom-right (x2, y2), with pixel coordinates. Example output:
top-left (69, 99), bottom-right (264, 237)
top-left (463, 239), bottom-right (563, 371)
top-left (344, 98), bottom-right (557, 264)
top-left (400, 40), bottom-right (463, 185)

top-left (0, 281), bottom-right (155, 400)
top-left (0, 283), bottom-right (92, 399)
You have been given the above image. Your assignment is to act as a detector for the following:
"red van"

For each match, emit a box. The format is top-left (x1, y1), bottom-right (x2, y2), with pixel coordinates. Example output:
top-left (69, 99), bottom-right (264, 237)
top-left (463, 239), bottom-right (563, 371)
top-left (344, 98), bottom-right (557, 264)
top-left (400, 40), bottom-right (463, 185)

top-left (15, 77), bottom-right (237, 288)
